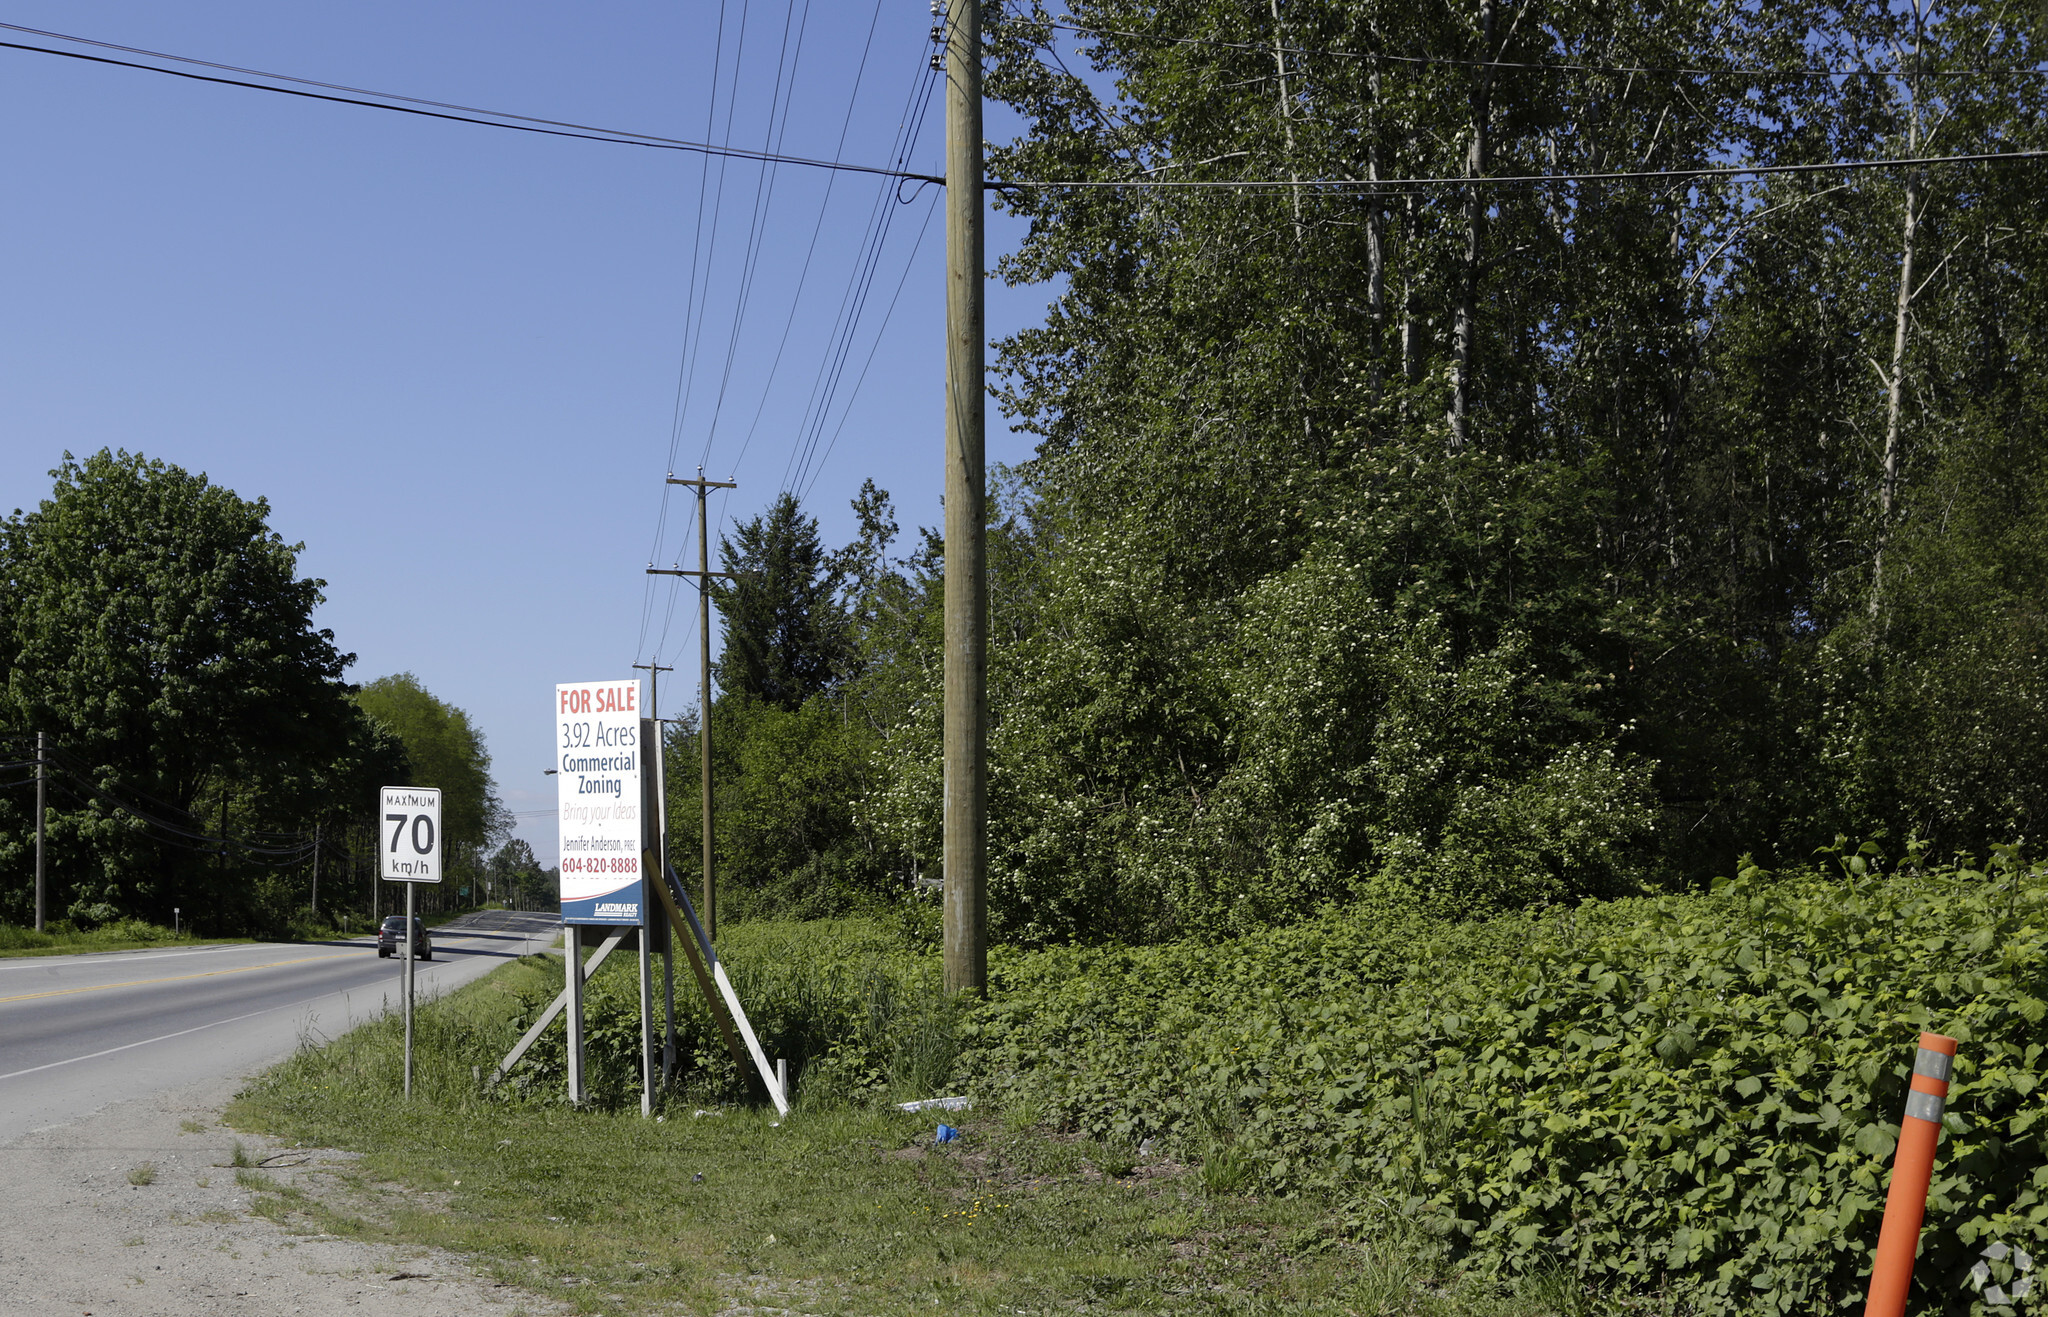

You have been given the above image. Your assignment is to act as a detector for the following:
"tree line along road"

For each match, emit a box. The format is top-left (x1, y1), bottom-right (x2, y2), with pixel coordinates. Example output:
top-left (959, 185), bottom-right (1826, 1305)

top-left (0, 909), bottom-right (560, 1147)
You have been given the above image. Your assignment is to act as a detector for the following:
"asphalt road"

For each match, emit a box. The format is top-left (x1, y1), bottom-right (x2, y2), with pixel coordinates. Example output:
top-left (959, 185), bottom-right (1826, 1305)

top-left (0, 908), bottom-right (560, 1146)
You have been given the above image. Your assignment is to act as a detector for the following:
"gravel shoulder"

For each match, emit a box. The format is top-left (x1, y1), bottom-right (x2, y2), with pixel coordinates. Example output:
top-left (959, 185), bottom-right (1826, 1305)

top-left (0, 1070), bottom-right (565, 1317)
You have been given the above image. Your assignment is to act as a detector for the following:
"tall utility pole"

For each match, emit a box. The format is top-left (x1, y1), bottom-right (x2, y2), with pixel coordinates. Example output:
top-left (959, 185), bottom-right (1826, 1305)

top-left (34, 731), bottom-right (46, 933)
top-left (630, 660), bottom-right (674, 880)
top-left (631, 664), bottom-right (673, 731)
top-left (647, 469), bottom-right (735, 942)
top-left (631, 658), bottom-right (676, 1080)
top-left (942, 0), bottom-right (988, 995)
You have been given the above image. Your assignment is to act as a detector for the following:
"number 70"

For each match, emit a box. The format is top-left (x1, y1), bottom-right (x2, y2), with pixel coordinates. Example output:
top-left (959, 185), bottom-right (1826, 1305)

top-left (385, 813), bottom-right (437, 855)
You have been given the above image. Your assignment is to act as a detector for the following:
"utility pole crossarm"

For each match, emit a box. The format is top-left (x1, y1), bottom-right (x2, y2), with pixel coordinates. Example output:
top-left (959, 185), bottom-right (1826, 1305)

top-left (664, 475), bottom-right (738, 490)
top-left (644, 567), bottom-right (736, 579)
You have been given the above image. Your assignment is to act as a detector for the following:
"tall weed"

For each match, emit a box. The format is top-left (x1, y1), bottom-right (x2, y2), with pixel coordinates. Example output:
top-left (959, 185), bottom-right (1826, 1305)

top-left (502, 918), bottom-right (957, 1111)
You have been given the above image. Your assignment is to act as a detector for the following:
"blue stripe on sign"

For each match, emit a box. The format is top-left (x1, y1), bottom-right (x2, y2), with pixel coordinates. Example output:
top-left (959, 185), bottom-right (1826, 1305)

top-left (1913, 1048), bottom-right (1954, 1082)
top-left (1905, 1089), bottom-right (1945, 1123)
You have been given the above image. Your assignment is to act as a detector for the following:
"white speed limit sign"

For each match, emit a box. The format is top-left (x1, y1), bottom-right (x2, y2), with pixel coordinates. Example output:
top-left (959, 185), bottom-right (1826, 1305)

top-left (380, 786), bottom-right (443, 883)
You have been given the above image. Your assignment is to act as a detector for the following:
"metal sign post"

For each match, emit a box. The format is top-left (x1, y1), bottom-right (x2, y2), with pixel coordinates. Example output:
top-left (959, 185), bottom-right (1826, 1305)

top-left (381, 785), bottom-right (443, 1099)
top-left (555, 679), bottom-right (648, 1108)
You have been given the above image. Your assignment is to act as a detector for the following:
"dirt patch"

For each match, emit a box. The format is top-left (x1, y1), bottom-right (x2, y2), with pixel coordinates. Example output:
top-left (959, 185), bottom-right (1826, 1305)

top-left (0, 1074), bottom-right (564, 1316)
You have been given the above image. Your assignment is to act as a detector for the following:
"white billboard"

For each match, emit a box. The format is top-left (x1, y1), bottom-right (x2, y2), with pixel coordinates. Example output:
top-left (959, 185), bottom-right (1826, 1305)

top-left (555, 679), bottom-right (644, 924)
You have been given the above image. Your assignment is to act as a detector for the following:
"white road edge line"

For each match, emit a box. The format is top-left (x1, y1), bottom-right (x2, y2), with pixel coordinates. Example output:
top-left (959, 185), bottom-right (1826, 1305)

top-left (0, 995), bottom-right (345, 1083)
top-left (0, 943), bottom-right (261, 973)
top-left (0, 929), bottom-right (551, 1084)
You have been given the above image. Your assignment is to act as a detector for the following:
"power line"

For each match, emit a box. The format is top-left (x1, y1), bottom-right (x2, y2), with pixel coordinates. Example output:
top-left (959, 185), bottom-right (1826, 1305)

top-left (728, 0), bottom-right (892, 479)
top-left (645, 0), bottom-right (743, 664)
top-left (1033, 15), bottom-right (2048, 81)
top-left (684, 0), bottom-right (764, 481)
top-left (0, 33), bottom-right (943, 185)
top-left (783, 51), bottom-right (944, 495)
top-left (993, 147), bottom-right (2048, 193)
top-left (801, 186), bottom-right (944, 501)
top-left (39, 766), bottom-right (316, 861)
top-left (656, 0), bottom-right (765, 665)
top-left (699, 0), bottom-right (819, 464)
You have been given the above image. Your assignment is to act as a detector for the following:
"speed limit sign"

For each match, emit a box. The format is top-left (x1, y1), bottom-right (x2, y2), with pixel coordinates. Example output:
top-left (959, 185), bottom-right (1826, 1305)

top-left (380, 786), bottom-right (443, 883)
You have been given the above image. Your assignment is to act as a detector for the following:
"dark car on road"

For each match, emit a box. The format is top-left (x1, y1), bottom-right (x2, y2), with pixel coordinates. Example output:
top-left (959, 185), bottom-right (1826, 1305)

top-left (377, 915), bottom-right (432, 959)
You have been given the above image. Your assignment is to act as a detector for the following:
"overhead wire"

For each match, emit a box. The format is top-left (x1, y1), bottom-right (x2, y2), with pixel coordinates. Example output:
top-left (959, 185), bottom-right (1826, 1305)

top-left (796, 50), bottom-right (944, 487)
top-left (655, 0), bottom-right (770, 666)
top-left (782, 49), bottom-right (944, 497)
top-left (677, 0), bottom-right (761, 482)
top-left (800, 186), bottom-right (943, 501)
top-left (697, 0), bottom-right (818, 461)
top-left (1031, 14), bottom-right (2048, 81)
top-left (669, 9), bottom-right (938, 676)
top-left (0, 29), bottom-right (941, 182)
top-left (33, 755), bottom-right (318, 862)
top-left (31, 15), bottom-right (2016, 671)
top-left (991, 147), bottom-right (2048, 193)
top-left (640, 0), bottom-right (740, 664)
top-left (727, 0), bottom-right (891, 477)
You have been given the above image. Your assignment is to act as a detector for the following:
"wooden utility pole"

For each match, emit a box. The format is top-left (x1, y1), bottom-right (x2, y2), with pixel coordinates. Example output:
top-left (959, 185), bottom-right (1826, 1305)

top-left (943, 0), bottom-right (988, 995)
top-left (630, 660), bottom-right (674, 889)
top-left (631, 659), bottom-right (676, 1081)
top-left (34, 731), bottom-right (46, 933)
top-left (631, 662), bottom-right (674, 729)
top-left (648, 470), bottom-right (735, 942)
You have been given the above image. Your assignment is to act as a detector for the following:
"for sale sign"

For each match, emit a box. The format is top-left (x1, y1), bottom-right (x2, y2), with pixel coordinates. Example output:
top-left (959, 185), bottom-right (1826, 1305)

top-left (555, 679), bottom-right (645, 925)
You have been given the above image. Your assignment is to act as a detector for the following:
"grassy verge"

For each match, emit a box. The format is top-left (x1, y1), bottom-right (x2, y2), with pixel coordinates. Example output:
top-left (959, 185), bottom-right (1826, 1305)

top-left (282, 901), bottom-right (513, 943)
top-left (0, 919), bottom-right (242, 958)
top-left (0, 903), bottom-right (517, 957)
top-left (227, 926), bottom-right (1591, 1316)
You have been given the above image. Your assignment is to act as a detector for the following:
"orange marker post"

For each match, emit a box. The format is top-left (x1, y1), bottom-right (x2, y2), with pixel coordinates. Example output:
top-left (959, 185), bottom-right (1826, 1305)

top-left (1863, 1031), bottom-right (1959, 1317)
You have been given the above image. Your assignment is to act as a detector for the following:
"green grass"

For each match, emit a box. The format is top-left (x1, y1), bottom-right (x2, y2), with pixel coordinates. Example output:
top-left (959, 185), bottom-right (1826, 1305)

top-left (226, 923), bottom-right (1635, 1316)
top-left (0, 920), bottom-right (241, 959)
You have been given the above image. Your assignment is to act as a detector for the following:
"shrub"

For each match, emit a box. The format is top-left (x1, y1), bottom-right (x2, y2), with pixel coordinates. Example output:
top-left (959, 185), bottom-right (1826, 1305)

top-left (958, 849), bottom-right (2048, 1314)
top-left (504, 918), bottom-right (957, 1112)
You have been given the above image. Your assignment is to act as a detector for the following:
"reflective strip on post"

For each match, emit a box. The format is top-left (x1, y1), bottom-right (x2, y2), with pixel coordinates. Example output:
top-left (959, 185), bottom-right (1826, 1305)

top-left (1901, 1040), bottom-right (1953, 1126)
top-left (1863, 1031), bottom-right (1960, 1317)
top-left (1912, 1046), bottom-right (1954, 1085)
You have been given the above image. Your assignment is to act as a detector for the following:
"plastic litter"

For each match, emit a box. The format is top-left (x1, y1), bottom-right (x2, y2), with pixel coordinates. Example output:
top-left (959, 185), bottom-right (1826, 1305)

top-left (935, 1124), bottom-right (961, 1143)
top-left (897, 1089), bottom-right (966, 1114)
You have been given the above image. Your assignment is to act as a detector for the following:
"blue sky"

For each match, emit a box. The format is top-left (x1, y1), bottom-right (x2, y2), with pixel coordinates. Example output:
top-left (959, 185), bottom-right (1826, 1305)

top-left (0, 1), bottom-right (1053, 863)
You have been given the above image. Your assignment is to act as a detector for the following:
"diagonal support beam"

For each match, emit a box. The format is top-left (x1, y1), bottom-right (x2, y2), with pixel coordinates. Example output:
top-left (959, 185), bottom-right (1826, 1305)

top-left (647, 849), bottom-right (748, 1079)
top-left (657, 858), bottom-right (788, 1114)
top-left (490, 928), bottom-right (625, 1084)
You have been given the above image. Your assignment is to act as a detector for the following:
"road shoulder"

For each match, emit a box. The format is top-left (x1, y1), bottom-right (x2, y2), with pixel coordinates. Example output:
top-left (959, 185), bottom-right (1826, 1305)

top-left (0, 1071), bottom-right (564, 1316)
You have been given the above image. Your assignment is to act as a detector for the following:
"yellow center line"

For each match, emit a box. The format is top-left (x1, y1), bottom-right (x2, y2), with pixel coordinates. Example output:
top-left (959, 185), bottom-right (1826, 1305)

top-left (0, 951), bottom-right (361, 1005)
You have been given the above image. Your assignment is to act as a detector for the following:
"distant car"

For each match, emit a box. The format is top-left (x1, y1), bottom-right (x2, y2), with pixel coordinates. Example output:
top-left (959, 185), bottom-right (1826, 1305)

top-left (377, 915), bottom-right (432, 959)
